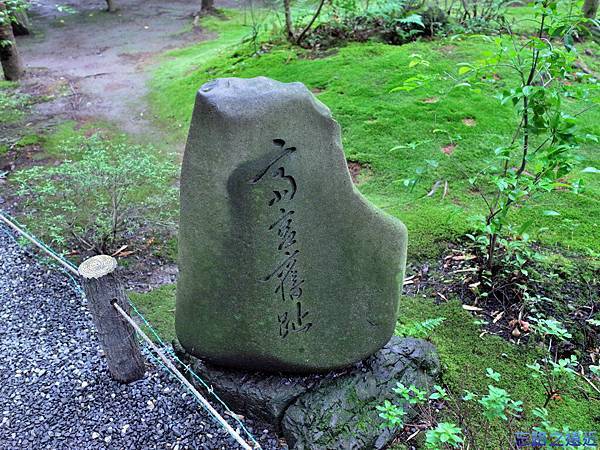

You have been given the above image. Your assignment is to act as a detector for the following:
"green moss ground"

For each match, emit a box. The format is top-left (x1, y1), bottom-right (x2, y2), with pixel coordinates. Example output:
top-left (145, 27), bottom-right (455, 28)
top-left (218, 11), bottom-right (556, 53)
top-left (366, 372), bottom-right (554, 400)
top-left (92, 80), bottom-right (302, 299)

top-left (129, 284), bottom-right (177, 344)
top-left (130, 284), bottom-right (599, 447)
top-left (149, 10), bottom-right (600, 261)
top-left (139, 6), bottom-right (600, 447)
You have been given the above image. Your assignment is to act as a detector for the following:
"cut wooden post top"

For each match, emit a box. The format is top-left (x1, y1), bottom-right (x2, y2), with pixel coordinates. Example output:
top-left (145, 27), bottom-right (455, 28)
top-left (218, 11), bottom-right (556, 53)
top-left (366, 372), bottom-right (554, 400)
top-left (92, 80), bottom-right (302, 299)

top-left (78, 255), bottom-right (118, 279)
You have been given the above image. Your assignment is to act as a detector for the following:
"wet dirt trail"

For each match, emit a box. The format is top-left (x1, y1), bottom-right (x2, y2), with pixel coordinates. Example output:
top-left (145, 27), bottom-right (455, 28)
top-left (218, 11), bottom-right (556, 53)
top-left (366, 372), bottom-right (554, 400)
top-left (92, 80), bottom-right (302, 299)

top-left (17, 0), bottom-right (229, 144)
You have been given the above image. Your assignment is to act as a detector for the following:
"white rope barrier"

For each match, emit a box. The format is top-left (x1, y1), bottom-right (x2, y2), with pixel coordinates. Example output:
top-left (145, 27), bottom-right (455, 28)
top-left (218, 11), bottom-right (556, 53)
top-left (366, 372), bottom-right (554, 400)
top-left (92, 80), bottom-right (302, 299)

top-left (112, 302), bottom-right (256, 450)
top-left (1, 211), bottom-right (259, 449)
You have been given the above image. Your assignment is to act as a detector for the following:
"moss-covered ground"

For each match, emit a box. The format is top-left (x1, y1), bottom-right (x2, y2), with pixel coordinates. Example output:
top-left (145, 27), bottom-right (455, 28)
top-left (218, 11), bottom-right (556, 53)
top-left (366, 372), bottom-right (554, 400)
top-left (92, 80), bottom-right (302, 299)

top-left (4, 3), bottom-right (597, 447)
top-left (149, 11), bottom-right (600, 261)
top-left (133, 6), bottom-right (600, 447)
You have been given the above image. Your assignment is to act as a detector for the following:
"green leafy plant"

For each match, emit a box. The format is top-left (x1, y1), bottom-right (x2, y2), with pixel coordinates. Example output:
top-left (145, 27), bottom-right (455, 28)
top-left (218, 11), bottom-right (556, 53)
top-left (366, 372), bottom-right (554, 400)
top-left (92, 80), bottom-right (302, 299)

top-left (0, 0), bottom-right (28, 27)
top-left (478, 384), bottom-right (523, 420)
top-left (526, 318), bottom-right (578, 407)
top-left (458, 0), bottom-right (597, 275)
top-left (376, 399), bottom-right (406, 428)
top-left (13, 135), bottom-right (178, 253)
top-left (425, 422), bottom-right (464, 449)
top-left (396, 316), bottom-right (446, 338)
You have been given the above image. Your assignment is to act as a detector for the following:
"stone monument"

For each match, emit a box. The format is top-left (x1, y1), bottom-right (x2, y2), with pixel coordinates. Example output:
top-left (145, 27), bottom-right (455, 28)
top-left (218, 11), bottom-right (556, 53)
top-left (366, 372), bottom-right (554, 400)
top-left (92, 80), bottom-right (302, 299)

top-left (175, 77), bottom-right (440, 449)
top-left (176, 77), bottom-right (408, 373)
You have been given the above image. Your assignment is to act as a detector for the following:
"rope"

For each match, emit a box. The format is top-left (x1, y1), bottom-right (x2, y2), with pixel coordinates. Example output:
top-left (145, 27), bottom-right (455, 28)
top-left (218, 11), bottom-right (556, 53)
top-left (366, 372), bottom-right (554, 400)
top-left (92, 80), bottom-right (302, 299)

top-left (127, 302), bottom-right (261, 448)
top-left (0, 211), bottom-right (262, 449)
top-left (0, 212), bottom-right (79, 276)
top-left (113, 302), bottom-right (254, 450)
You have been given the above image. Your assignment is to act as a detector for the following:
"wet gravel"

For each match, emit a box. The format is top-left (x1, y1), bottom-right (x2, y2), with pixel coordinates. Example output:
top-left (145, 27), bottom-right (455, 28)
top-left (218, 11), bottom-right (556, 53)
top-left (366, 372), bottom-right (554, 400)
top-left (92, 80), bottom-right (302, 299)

top-left (0, 224), bottom-right (285, 449)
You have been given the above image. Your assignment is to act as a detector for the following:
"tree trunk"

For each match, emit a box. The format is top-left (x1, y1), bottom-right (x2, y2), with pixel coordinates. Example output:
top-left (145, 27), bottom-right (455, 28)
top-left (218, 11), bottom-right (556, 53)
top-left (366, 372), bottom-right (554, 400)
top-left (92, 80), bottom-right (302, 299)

top-left (11, 10), bottom-right (30, 36)
top-left (296, 0), bottom-right (325, 45)
top-left (201, 0), bottom-right (214, 14)
top-left (105, 0), bottom-right (117, 12)
top-left (283, 0), bottom-right (294, 41)
top-left (583, 0), bottom-right (599, 41)
top-left (0, 2), bottom-right (24, 81)
top-left (583, 0), bottom-right (598, 19)
top-left (78, 255), bottom-right (146, 383)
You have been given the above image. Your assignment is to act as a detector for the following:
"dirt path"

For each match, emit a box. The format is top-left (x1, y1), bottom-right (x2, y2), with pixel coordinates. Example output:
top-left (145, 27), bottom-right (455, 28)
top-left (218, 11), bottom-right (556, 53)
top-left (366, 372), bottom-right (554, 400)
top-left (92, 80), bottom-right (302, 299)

top-left (17, 0), bottom-right (233, 142)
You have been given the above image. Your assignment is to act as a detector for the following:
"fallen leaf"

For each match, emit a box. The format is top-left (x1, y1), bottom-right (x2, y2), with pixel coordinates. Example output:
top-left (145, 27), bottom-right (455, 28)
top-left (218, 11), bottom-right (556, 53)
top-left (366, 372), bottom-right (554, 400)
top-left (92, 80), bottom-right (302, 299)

top-left (493, 311), bottom-right (504, 324)
top-left (463, 304), bottom-right (483, 311)
top-left (462, 118), bottom-right (476, 127)
top-left (452, 254), bottom-right (476, 261)
top-left (422, 97), bottom-right (439, 104)
top-left (442, 144), bottom-right (456, 155)
top-left (111, 245), bottom-right (128, 256)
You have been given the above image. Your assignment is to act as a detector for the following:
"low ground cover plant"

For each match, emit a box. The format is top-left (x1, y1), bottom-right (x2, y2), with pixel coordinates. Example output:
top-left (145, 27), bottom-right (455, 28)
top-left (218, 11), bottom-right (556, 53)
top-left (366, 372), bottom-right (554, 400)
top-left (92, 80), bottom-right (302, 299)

top-left (13, 134), bottom-right (178, 253)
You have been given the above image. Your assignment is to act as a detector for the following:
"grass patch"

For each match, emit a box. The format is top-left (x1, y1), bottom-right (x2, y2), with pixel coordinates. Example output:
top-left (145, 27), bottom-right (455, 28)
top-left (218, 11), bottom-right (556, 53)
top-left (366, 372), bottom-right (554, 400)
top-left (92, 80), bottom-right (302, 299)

top-left (0, 82), bottom-right (30, 124)
top-left (149, 9), bottom-right (272, 139)
top-left (129, 284), bottom-right (177, 344)
top-left (397, 296), bottom-right (599, 447)
top-left (128, 282), bottom-right (599, 447)
top-left (15, 134), bottom-right (45, 148)
top-left (149, 15), bottom-right (600, 260)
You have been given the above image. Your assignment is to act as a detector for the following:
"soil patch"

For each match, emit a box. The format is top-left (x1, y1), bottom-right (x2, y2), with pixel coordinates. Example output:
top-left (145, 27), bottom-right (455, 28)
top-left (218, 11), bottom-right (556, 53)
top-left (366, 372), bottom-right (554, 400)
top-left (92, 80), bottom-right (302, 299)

top-left (346, 160), bottom-right (371, 184)
top-left (16, 0), bottom-right (229, 143)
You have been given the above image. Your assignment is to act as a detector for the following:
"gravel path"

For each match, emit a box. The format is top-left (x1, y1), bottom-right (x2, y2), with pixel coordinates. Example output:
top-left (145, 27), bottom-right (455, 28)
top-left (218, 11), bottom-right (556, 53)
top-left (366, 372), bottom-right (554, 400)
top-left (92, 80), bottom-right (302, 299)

top-left (0, 224), bottom-right (285, 449)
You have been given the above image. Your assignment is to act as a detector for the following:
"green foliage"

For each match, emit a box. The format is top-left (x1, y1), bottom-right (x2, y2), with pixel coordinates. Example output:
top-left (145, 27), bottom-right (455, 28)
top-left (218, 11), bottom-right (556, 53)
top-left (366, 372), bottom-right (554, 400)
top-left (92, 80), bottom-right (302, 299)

top-left (429, 385), bottom-right (449, 401)
top-left (151, 13), bottom-right (600, 261)
top-left (397, 297), bottom-right (598, 447)
top-left (393, 382), bottom-right (428, 404)
top-left (396, 316), bottom-right (446, 338)
top-left (376, 400), bottom-right (406, 429)
top-left (456, 0), bottom-right (598, 274)
top-left (0, 83), bottom-right (30, 123)
top-left (478, 384), bottom-right (523, 421)
top-left (55, 4), bottom-right (77, 14)
top-left (13, 135), bottom-right (178, 252)
top-left (0, 0), bottom-right (28, 26)
top-left (523, 316), bottom-right (581, 409)
top-left (299, 0), bottom-right (445, 48)
top-left (15, 134), bottom-right (44, 147)
top-left (531, 317), bottom-right (572, 341)
top-left (425, 422), bottom-right (464, 449)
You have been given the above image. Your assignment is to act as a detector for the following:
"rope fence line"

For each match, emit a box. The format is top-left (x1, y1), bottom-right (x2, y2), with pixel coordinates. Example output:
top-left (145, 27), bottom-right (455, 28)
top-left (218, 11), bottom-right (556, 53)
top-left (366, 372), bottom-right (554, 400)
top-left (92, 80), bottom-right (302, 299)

top-left (0, 213), bottom-right (79, 275)
top-left (0, 211), bottom-right (261, 450)
top-left (113, 302), bottom-right (254, 450)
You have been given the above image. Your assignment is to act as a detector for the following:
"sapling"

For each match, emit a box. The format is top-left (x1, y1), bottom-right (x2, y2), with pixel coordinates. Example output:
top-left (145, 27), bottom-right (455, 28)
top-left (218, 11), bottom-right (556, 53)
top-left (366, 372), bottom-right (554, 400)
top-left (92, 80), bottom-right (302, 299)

top-left (527, 317), bottom-right (578, 407)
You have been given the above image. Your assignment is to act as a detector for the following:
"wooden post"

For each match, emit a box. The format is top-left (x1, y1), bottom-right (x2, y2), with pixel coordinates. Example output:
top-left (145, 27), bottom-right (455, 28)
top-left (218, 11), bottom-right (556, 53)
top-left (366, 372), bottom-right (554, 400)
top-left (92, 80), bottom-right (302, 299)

top-left (78, 255), bottom-right (145, 383)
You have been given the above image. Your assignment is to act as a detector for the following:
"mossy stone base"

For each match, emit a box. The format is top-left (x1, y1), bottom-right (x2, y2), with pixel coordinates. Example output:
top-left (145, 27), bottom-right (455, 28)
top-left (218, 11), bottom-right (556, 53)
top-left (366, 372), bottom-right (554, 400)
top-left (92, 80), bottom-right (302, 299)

top-left (174, 337), bottom-right (440, 449)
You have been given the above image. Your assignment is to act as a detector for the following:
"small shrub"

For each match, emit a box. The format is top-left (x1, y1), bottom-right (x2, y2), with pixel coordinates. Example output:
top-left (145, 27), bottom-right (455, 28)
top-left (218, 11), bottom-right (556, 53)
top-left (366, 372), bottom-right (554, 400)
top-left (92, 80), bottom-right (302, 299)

top-left (425, 422), bottom-right (464, 449)
top-left (13, 134), bottom-right (178, 253)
